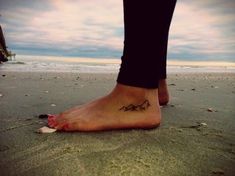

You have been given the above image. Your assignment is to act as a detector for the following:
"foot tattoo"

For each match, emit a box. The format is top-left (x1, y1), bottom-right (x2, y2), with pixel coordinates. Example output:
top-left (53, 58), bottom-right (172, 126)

top-left (119, 100), bottom-right (151, 112)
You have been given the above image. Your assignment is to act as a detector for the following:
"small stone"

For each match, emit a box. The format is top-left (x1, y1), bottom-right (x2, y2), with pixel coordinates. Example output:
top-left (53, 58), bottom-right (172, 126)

top-left (2, 74), bottom-right (6, 77)
top-left (177, 129), bottom-right (183, 132)
top-left (212, 168), bottom-right (224, 175)
top-left (211, 85), bottom-right (219, 89)
top-left (51, 104), bottom-right (56, 107)
top-left (0, 145), bottom-right (9, 152)
top-left (0, 94), bottom-right (3, 97)
top-left (177, 89), bottom-right (184, 91)
top-left (25, 94), bottom-right (30, 96)
top-left (215, 133), bottom-right (223, 137)
top-left (191, 88), bottom-right (196, 91)
top-left (25, 118), bottom-right (32, 121)
top-left (38, 114), bottom-right (48, 119)
top-left (207, 108), bottom-right (214, 112)
top-left (200, 122), bottom-right (207, 127)
top-left (169, 126), bottom-right (177, 130)
top-left (231, 149), bottom-right (235, 154)
top-left (44, 91), bottom-right (49, 93)
top-left (37, 126), bottom-right (57, 133)
top-left (169, 83), bottom-right (176, 86)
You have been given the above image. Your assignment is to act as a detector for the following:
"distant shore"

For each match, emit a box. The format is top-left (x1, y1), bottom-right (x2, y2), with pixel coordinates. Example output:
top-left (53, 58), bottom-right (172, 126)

top-left (10, 55), bottom-right (235, 66)
top-left (1, 55), bottom-right (235, 73)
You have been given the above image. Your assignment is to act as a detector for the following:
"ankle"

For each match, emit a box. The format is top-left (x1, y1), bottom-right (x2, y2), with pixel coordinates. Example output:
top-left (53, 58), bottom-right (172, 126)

top-left (159, 79), bottom-right (166, 86)
top-left (112, 84), bottom-right (158, 104)
top-left (158, 79), bottom-right (170, 105)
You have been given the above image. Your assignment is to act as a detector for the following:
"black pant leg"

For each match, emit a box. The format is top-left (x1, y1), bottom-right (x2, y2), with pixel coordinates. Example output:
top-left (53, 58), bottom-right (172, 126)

top-left (117, 0), bottom-right (177, 88)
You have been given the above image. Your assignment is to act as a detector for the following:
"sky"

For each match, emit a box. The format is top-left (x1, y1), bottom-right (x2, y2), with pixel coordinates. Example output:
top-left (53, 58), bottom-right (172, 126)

top-left (0, 0), bottom-right (235, 62)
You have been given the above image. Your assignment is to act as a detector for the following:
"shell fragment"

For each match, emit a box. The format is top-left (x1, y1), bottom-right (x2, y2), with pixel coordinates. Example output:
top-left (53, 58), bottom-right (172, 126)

top-left (37, 126), bottom-right (57, 133)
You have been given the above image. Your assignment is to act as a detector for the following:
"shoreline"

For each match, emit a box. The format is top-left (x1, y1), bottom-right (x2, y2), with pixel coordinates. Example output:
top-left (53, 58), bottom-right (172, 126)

top-left (1, 59), bottom-right (235, 73)
top-left (12, 55), bottom-right (235, 66)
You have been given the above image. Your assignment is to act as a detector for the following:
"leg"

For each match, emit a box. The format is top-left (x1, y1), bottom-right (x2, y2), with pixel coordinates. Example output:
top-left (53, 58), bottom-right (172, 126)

top-left (158, 33), bottom-right (171, 106)
top-left (117, 0), bottom-right (177, 88)
top-left (117, 1), bottom-right (176, 105)
top-left (157, 1), bottom-right (177, 105)
top-left (48, 0), bottom-right (177, 131)
top-left (158, 79), bottom-right (170, 105)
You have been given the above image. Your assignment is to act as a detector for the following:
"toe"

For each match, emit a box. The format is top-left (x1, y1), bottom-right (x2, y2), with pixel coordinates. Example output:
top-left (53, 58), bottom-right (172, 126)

top-left (47, 114), bottom-right (58, 128)
top-left (47, 114), bottom-right (72, 131)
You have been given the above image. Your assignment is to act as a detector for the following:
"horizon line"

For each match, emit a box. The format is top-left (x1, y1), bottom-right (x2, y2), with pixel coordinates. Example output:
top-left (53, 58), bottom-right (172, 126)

top-left (15, 54), bottom-right (235, 67)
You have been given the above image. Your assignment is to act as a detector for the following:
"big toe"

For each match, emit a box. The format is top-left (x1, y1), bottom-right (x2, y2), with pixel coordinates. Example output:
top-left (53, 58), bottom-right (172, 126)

top-left (48, 114), bottom-right (59, 128)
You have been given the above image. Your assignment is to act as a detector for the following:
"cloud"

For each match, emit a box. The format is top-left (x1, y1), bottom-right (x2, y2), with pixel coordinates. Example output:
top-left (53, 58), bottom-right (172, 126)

top-left (0, 0), bottom-right (234, 61)
top-left (168, 0), bottom-right (235, 60)
top-left (0, 0), bottom-right (124, 57)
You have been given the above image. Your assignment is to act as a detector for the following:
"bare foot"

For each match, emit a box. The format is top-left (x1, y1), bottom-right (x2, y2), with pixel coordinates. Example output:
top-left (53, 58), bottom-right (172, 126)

top-left (48, 84), bottom-right (161, 131)
top-left (158, 79), bottom-right (170, 106)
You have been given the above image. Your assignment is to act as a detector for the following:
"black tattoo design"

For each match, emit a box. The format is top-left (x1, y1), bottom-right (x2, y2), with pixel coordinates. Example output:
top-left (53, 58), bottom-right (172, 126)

top-left (119, 100), bottom-right (151, 112)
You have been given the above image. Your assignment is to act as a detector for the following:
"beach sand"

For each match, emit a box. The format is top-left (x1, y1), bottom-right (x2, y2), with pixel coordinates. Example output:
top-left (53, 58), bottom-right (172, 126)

top-left (0, 71), bottom-right (235, 176)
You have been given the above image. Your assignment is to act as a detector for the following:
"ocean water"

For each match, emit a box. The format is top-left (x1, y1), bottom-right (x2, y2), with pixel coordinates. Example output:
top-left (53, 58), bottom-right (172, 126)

top-left (1, 55), bottom-right (235, 73)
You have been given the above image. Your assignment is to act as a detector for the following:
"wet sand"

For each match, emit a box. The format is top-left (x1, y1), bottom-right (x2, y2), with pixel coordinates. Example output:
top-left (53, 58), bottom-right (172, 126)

top-left (0, 72), bottom-right (235, 176)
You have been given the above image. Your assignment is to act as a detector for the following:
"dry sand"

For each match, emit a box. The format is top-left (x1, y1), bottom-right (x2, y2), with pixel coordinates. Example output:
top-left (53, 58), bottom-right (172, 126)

top-left (0, 71), bottom-right (235, 176)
